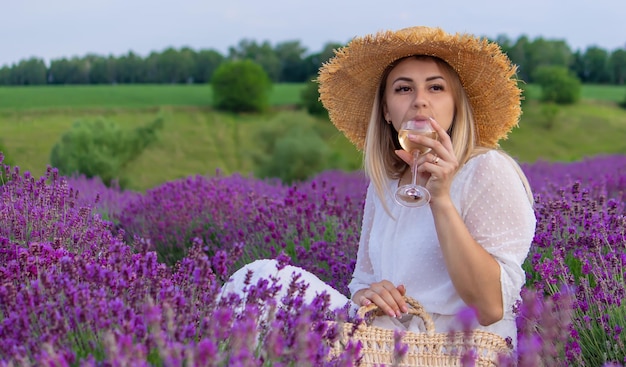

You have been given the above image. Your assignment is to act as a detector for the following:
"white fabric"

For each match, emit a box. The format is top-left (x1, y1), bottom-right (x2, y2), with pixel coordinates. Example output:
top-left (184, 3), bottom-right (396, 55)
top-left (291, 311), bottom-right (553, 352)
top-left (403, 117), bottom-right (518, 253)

top-left (222, 150), bottom-right (535, 348)
top-left (221, 258), bottom-right (353, 312)
top-left (349, 150), bottom-right (536, 346)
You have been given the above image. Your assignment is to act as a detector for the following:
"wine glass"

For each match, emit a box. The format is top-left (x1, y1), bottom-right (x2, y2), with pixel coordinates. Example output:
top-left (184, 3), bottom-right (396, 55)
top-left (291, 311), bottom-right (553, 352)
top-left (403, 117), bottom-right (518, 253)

top-left (394, 118), bottom-right (438, 208)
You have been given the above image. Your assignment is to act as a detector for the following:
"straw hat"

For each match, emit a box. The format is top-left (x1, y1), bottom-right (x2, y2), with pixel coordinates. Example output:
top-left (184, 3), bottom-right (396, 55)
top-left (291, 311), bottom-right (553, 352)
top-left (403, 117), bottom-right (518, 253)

top-left (317, 26), bottom-right (522, 149)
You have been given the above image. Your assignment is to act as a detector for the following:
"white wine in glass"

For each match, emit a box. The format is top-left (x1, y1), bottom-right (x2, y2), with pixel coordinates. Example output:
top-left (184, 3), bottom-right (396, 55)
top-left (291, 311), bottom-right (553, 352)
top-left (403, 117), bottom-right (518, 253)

top-left (394, 119), bottom-right (438, 207)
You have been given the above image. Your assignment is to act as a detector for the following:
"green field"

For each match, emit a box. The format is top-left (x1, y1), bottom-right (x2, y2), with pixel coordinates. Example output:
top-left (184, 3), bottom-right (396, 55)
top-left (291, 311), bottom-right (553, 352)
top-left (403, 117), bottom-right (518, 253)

top-left (1, 83), bottom-right (625, 191)
top-left (0, 83), bottom-right (305, 111)
top-left (0, 106), bottom-right (360, 190)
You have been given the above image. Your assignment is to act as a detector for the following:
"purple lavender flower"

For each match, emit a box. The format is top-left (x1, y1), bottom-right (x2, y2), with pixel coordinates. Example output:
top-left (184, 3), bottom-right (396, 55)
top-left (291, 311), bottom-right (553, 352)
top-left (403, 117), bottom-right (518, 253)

top-left (2, 155), bottom-right (626, 365)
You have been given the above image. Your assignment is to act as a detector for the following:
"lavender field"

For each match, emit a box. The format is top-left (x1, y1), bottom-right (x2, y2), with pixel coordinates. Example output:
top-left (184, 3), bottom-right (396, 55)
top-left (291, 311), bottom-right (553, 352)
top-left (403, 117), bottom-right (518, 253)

top-left (1, 152), bottom-right (625, 366)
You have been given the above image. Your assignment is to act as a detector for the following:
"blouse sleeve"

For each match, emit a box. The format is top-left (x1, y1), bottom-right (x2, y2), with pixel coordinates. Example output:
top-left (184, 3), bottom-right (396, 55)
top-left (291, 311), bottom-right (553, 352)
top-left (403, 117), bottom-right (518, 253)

top-left (460, 151), bottom-right (536, 316)
top-left (348, 182), bottom-right (378, 298)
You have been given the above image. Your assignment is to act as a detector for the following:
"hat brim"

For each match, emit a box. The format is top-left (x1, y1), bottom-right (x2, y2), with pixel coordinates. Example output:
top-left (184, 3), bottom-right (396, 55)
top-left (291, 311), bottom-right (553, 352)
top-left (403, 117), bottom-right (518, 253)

top-left (318, 26), bottom-right (522, 150)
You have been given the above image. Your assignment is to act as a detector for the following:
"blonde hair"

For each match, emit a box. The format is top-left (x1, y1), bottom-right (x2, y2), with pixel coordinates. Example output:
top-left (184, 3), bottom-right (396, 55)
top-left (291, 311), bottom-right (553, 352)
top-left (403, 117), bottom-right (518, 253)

top-left (363, 55), bottom-right (533, 215)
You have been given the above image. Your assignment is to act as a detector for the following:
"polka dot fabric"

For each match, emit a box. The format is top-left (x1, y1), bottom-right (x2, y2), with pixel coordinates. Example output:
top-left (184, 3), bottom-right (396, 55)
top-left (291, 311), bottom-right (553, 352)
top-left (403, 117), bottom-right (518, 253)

top-left (349, 149), bottom-right (536, 347)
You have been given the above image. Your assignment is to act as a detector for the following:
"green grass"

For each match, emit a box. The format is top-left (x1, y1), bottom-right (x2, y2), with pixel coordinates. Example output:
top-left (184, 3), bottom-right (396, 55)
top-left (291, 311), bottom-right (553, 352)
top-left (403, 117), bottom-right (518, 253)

top-left (501, 100), bottom-right (626, 162)
top-left (520, 84), bottom-right (626, 105)
top-left (0, 83), bottom-right (305, 111)
top-left (0, 83), bottom-right (625, 191)
top-left (0, 85), bottom-right (212, 110)
top-left (580, 84), bottom-right (626, 103)
top-left (119, 109), bottom-right (360, 190)
top-left (0, 107), bottom-right (360, 190)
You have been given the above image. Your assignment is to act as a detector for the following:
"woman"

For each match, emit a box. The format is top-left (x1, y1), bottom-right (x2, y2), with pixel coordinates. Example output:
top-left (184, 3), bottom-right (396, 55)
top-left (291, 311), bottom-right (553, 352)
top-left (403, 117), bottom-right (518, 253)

top-left (222, 26), bottom-right (535, 348)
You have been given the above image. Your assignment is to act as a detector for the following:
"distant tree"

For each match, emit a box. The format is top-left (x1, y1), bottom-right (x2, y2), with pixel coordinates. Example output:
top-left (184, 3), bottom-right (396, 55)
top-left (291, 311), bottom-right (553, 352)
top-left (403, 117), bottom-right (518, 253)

top-left (274, 40), bottom-right (308, 82)
top-left (581, 46), bottom-right (611, 83)
top-left (179, 47), bottom-right (197, 83)
top-left (211, 60), bottom-right (272, 112)
top-left (300, 79), bottom-right (327, 116)
top-left (571, 50), bottom-right (586, 83)
top-left (533, 65), bottom-right (581, 104)
top-left (228, 39), bottom-right (281, 81)
top-left (3, 35), bottom-right (624, 87)
top-left (0, 66), bottom-right (10, 85)
top-left (494, 34), bottom-right (514, 51)
top-left (48, 57), bottom-right (90, 84)
top-left (524, 38), bottom-right (573, 83)
top-left (156, 47), bottom-right (195, 83)
top-left (609, 49), bottom-right (626, 85)
top-left (88, 54), bottom-right (118, 84)
top-left (193, 49), bottom-right (224, 83)
top-left (47, 59), bottom-right (70, 84)
top-left (506, 35), bottom-right (531, 81)
top-left (88, 55), bottom-right (108, 84)
top-left (13, 58), bottom-right (47, 85)
top-left (117, 51), bottom-right (145, 83)
top-left (301, 42), bottom-right (345, 83)
top-left (144, 52), bottom-right (160, 83)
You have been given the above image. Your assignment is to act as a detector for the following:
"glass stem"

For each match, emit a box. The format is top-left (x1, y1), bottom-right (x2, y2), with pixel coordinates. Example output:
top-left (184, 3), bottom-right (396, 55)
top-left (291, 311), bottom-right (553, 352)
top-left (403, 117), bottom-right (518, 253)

top-left (411, 151), bottom-right (419, 185)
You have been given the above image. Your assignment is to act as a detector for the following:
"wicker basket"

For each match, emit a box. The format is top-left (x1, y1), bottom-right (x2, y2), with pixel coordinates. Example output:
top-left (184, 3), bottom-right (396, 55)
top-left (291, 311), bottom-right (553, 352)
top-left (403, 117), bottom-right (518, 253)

top-left (330, 296), bottom-right (512, 366)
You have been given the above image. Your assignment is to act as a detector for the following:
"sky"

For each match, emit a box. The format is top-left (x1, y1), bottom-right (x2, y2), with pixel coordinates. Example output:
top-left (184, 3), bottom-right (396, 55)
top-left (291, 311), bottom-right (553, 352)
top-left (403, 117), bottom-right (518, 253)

top-left (1, 0), bottom-right (625, 67)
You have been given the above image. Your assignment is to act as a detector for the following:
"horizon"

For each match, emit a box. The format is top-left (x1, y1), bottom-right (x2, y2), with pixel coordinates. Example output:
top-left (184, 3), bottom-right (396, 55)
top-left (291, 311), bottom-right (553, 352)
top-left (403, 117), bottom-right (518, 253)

top-left (1, 31), bottom-right (623, 69)
top-left (1, 0), bottom-right (624, 68)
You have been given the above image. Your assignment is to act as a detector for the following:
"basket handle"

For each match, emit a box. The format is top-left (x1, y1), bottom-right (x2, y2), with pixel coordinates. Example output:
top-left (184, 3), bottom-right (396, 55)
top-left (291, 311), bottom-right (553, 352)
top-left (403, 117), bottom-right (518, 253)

top-left (356, 295), bottom-right (435, 333)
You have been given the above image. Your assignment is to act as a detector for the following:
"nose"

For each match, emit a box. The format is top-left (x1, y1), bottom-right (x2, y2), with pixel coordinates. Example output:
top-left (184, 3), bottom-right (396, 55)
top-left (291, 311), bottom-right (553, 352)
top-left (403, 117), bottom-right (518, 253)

top-left (412, 89), bottom-right (427, 108)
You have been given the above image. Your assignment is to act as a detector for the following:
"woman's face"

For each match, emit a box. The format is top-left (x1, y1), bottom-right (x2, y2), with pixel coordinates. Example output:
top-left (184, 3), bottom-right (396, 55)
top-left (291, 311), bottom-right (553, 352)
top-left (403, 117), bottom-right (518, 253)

top-left (383, 57), bottom-right (455, 133)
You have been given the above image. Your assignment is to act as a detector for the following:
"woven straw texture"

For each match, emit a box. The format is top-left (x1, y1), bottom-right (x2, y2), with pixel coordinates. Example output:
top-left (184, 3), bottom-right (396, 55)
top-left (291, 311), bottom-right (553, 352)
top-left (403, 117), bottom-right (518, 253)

top-left (331, 296), bottom-right (511, 366)
top-left (318, 26), bottom-right (522, 150)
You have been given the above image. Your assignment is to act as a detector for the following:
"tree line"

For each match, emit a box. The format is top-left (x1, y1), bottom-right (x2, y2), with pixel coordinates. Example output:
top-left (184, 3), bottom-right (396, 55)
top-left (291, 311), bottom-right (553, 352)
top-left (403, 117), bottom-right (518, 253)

top-left (1, 35), bottom-right (625, 86)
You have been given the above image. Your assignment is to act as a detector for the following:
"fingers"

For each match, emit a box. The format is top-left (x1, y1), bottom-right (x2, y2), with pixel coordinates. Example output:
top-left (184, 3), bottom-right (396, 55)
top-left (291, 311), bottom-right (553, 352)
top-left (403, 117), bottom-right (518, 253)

top-left (359, 294), bottom-right (372, 306)
top-left (394, 117), bottom-right (448, 167)
top-left (399, 129), bottom-right (447, 164)
top-left (410, 118), bottom-right (457, 171)
top-left (428, 117), bottom-right (454, 152)
top-left (361, 281), bottom-right (408, 317)
top-left (397, 284), bottom-right (406, 296)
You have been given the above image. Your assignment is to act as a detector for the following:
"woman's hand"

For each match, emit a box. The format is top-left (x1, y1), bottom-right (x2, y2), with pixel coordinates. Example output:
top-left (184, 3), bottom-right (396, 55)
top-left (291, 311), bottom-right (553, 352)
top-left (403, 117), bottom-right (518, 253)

top-left (353, 281), bottom-right (408, 318)
top-left (395, 117), bottom-right (458, 202)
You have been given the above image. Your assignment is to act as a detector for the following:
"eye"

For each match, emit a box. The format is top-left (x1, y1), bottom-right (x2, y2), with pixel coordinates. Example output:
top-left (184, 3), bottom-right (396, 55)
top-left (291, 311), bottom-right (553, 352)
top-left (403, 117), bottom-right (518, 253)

top-left (430, 84), bottom-right (445, 91)
top-left (394, 85), bottom-right (412, 93)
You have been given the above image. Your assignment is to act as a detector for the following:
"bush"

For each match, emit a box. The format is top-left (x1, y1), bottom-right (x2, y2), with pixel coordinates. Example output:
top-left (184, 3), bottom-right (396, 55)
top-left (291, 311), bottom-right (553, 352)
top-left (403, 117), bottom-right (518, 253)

top-left (532, 65), bottom-right (582, 104)
top-left (539, 103), bottom-right (560, 130)
top-left (253, 113), bottom-right (331, 184)
top-left (300, 79), bottom-right (328, 117)
top-left (256, 128), bottom-right (331, 184)
top-left (211, 60), bottom-right (272, 113)
top-left (50, 117), bottom-right (163, 187)
top-left (619, 89), bottom-right (626, 110)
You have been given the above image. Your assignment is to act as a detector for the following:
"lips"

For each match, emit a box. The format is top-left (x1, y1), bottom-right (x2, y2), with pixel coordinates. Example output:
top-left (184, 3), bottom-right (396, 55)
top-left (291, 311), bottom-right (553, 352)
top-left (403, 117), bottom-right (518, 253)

top-left (409, 115), bottom-right (431, 122)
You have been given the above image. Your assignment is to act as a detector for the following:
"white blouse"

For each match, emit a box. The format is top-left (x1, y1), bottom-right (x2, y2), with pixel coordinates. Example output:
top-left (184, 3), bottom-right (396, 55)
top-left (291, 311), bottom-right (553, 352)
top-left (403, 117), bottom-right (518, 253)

top-left (349, 150), bottom-right (536, 343)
